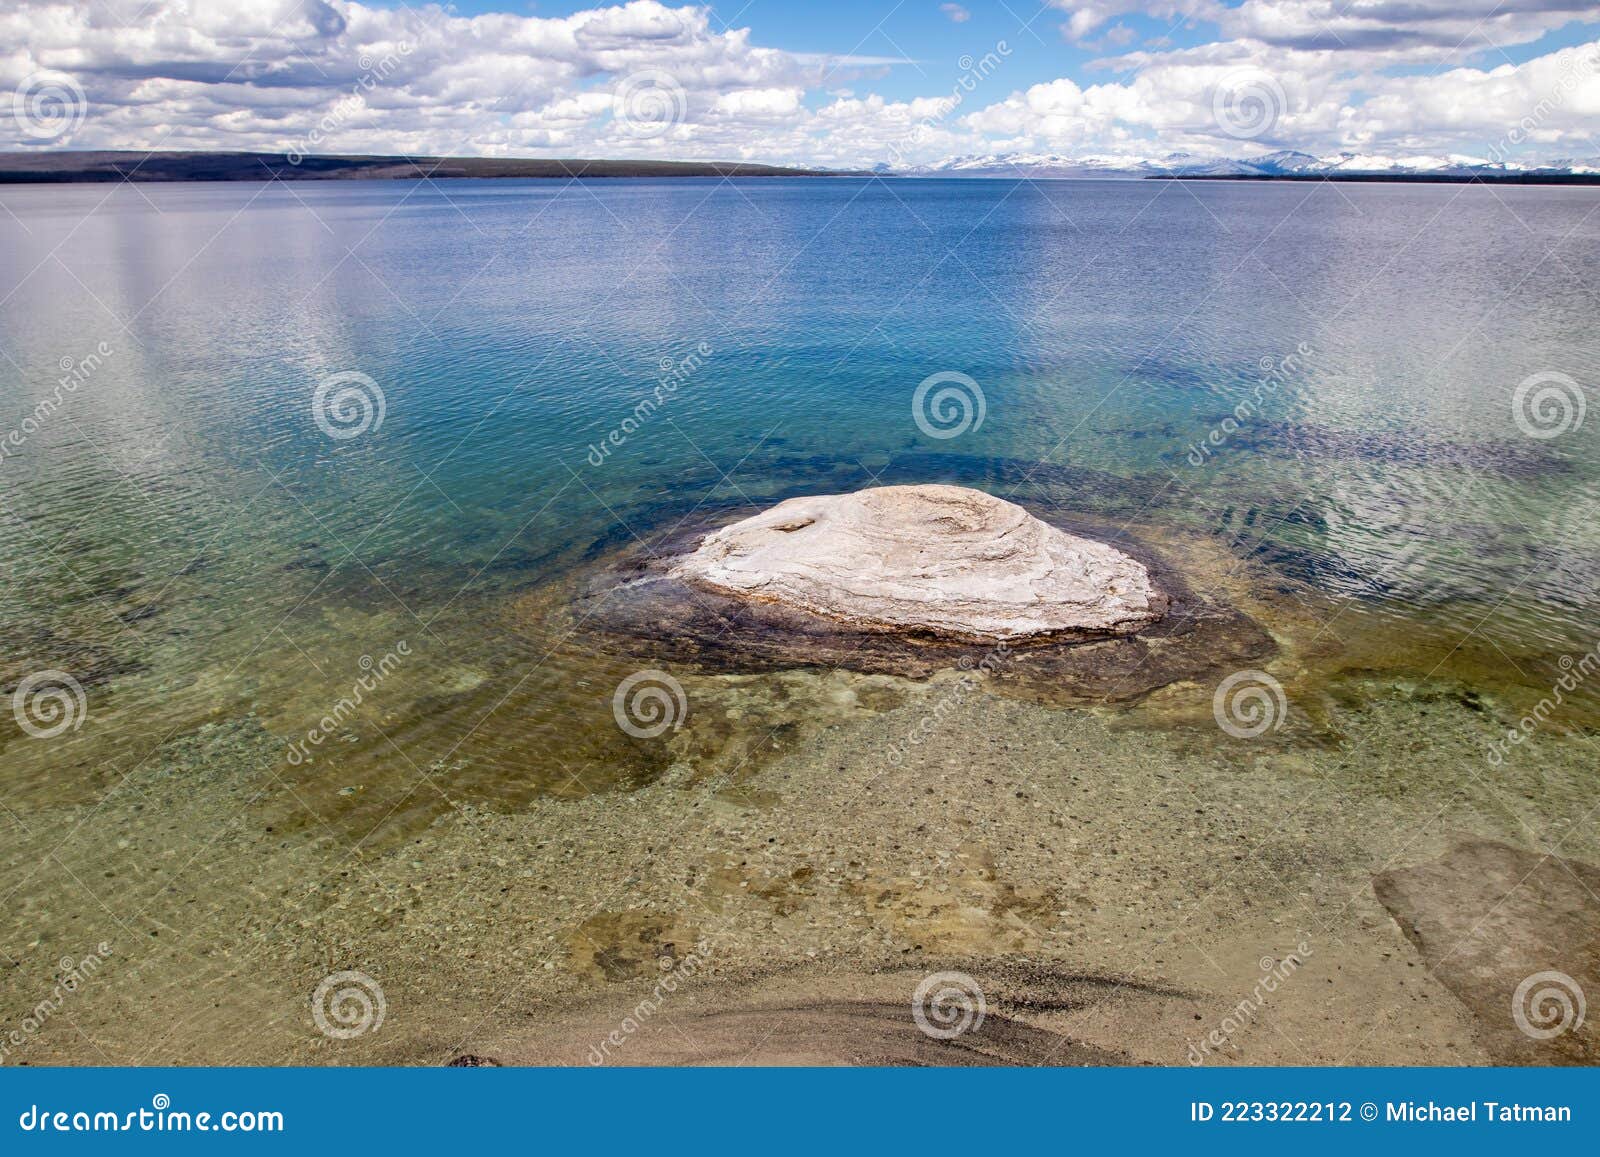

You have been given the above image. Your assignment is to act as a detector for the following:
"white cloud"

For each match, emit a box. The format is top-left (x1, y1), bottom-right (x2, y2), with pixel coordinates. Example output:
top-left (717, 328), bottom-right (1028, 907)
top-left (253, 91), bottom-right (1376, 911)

top-left (1, 0), bottom-right (1595, 167)
top-left (1213, 0), bottom-right (1594, 58)
top-left (1058, 1), bottom-right (1212, 44)
top-left (1056, 0), bottom-right (1592, 62)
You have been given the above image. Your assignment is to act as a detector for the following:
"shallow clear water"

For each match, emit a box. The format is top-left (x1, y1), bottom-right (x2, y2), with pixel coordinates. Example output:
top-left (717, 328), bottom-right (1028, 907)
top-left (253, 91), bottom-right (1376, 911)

top-left (1, 176), bottom-right (1597, 827)
top-left (5, 176), bottom-right (1600, 1066)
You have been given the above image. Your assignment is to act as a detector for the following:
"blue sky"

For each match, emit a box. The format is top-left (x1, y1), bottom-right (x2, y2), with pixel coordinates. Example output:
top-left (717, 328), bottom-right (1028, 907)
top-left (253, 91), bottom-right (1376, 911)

top-left (368, 1), bottom-right (1223, 101)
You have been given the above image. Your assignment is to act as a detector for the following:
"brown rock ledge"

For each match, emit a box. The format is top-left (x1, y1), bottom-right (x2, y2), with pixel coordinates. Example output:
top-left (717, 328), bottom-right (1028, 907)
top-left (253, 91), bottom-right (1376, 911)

top-left (426, 963), bottom-right (1188, 1066)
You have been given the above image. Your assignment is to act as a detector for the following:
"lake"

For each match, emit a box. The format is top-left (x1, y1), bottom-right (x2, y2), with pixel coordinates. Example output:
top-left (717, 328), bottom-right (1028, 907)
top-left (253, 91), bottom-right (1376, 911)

top-left (1, 176), bottom-right (1596, 1064)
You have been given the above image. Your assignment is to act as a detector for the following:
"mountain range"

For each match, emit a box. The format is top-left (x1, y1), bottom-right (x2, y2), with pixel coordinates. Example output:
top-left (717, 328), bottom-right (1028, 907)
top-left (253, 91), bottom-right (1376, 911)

top-left (890, 149), bottom-right (1600, 180)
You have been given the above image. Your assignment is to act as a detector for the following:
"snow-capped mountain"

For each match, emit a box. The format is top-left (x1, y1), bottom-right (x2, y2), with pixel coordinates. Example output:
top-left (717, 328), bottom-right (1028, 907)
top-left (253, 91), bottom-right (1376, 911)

top-left (894, 150), bottom-right (1600, 179)
top-left (889, 150), bottom-right (1203, 177)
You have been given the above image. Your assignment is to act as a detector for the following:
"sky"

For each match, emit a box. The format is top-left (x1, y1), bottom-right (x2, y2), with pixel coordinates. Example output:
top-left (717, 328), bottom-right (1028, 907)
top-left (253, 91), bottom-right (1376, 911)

top-left (4, 0), bottom-right (1599, 167)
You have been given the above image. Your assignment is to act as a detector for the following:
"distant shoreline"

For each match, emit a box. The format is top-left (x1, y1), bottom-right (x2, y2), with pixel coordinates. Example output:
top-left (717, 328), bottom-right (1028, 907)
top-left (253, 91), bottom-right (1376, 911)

top-left (6, 151), bottom-right (1596, 187)
top-left (0, 151), bottom-right (856, 184)
top-left (1147, 172), bottom-right (1600, 186)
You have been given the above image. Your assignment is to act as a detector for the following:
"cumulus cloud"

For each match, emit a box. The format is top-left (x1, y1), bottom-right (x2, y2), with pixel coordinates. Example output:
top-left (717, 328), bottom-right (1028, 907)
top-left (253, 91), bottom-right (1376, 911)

top-left (0, 0), bottom-right (1595, 167)
top-left (981, 36), bottom-right (1599, 160)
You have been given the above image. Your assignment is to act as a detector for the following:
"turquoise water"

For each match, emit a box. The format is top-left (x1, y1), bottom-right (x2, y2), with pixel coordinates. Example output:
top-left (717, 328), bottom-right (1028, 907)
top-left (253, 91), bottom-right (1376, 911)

top-left (1, 176), bottom-right (1597, 820)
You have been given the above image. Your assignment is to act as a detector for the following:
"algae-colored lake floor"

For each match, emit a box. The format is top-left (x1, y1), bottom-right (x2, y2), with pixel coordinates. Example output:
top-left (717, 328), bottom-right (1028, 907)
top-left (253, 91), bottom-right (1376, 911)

top-left (4, 674), bottom-right (1594, 1066)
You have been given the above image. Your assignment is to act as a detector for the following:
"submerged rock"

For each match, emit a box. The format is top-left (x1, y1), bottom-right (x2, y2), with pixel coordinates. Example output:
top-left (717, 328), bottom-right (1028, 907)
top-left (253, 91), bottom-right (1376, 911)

top-left (671, 484), bottom-right (1167, 643)
top-left (1374, 839), bottom-right (1599, 1064)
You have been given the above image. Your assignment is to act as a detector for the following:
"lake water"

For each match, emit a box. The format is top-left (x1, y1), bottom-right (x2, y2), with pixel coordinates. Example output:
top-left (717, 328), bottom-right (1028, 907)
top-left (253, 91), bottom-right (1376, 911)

top-left (2, 177), bottom-right (1597, 1064)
